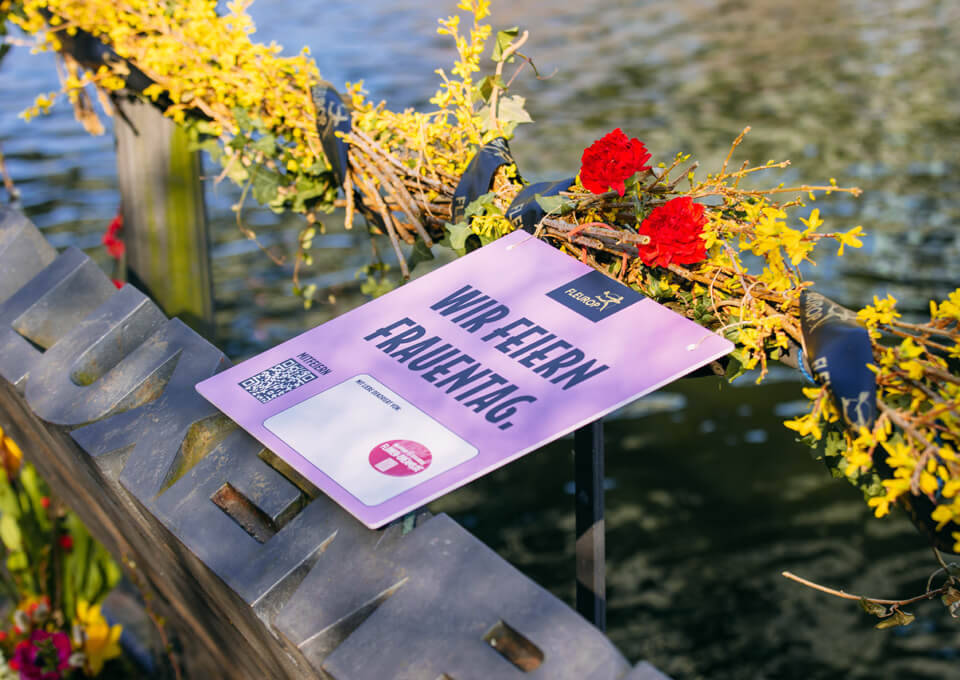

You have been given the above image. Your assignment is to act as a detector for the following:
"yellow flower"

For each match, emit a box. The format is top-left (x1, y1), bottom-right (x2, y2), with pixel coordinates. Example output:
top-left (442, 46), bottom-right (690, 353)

top-left (0, 428), bottom-right (23, 481)
top-left (836, 226), bottom-right (864, 256)
top-left (76, 600), bottom-right (123, 675)
top-left (799, 208), bottom-right (823, 232)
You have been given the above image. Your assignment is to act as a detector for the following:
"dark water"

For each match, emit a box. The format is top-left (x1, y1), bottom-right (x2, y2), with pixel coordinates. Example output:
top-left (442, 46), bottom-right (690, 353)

top-left (2, 1), bottom-right (959, 677)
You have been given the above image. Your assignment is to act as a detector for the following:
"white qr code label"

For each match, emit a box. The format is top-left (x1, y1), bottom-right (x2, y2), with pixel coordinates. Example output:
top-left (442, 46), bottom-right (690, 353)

top-left (239, 358), bottom-right (317, 403)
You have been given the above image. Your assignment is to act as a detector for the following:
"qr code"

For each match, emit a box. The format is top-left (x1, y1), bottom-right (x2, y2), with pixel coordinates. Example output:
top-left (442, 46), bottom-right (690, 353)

top-left (239, 359), bottom-right (317, 403)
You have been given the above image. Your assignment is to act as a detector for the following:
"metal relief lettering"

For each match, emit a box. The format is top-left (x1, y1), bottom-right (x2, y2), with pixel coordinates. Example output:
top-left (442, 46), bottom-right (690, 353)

top-left (321, 515), bottom-right (631, 680)
top-left (71, 319), bottom-right (229, 494)
top-left (150, 427), bottom-right (317, 603)
top-left (25, 285), bottom-right (167, 426)
top-left (0, 248), bottom-right (116, 390)
top-left (0, 206), bottom-right (56, 304)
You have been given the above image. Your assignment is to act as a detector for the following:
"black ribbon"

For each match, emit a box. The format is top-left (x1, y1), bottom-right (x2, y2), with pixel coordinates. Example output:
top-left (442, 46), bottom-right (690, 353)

top-left (505, 177), bottom-right (575, 234)
top-left (799, 290), bottom-right (877, 429)
top-left (451, 137), bottom-right (515, 223)
top-left (311, 84), bottom-right (351, 188)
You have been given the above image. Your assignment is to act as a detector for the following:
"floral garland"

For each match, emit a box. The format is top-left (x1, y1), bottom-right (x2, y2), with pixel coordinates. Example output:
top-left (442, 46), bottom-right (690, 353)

top-left (3, 0), bottom-right (960, 622)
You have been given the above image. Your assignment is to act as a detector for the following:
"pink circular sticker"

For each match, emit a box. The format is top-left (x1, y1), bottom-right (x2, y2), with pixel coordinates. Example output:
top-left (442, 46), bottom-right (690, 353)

top-left (369, 440), bottom-right (433, 477)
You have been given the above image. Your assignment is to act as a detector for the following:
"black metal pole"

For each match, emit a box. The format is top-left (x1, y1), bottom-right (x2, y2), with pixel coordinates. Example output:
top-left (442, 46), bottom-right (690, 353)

top-left (574, 418), bottom-right (605, 631)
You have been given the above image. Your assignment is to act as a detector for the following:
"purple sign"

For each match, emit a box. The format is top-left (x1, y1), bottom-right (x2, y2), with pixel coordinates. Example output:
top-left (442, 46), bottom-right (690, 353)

top-left (196, 231), bottom-right (733, 528)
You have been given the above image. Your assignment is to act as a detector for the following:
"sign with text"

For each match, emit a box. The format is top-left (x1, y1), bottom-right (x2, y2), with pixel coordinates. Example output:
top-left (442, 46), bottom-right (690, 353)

top-left (196, 231), bottom-right (733, 528)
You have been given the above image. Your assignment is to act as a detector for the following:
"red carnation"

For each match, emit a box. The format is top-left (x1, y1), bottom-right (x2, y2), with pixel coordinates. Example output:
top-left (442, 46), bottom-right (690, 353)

top-left (579, 128), bottom-right (652, 196)
top-left (102, 213), bottom-right (124, 259)
top-left (636, 196), bottom-right (708, 267)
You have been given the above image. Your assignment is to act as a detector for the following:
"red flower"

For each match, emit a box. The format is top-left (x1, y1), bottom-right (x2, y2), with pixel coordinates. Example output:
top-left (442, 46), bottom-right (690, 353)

top-left (58, 535), bottom-right (73, 551)
top-left (102, 213), bottom-right (124, 259)
top-left (111, 279), bottom-right (124, 289)
top-left (579, 128), bottom-right (652, 196)
top-left (636, 196), bottom-right (708, 267)
top-left (40, 496), bottom-right (50, 510)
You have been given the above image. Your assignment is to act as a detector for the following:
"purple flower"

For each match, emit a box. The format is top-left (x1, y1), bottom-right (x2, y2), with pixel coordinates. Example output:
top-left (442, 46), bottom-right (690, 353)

top-left (10, 631), bottom-right (72, 680)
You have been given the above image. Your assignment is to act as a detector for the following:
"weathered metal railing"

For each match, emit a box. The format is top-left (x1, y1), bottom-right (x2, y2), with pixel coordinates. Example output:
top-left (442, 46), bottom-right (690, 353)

top-left (0, 205), bottom-right (670, 680)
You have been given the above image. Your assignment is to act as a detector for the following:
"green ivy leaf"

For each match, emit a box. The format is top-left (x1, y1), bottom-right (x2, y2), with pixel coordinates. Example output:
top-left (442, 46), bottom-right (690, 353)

top-left (292, 174), bottom-right (334, 213)
top-left (251, 133), bottom-right (277, 156)
top-left (475, 75), bottom-right (507, 103)
top-left (465, 191), bottom-right (501, 219)
top-left (407, 238), bottom-right (435, 272)
top-left (445, 221), bottom-right (475, 255)
top-left (491, 27), bottom-right (520, 63)
top-left (250, 166), bottom-right (283, 205)
top-left (535, 193), bottom-right (575, 216)
top-left (231, 107), bottom-right (253, 131)
top-left (724, 350), bottom-right (745, 381)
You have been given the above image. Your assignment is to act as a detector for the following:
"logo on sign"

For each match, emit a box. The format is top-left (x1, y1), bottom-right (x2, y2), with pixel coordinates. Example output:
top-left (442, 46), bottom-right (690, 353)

top-left (546, 270), bottom-right (644, 322)
top-left (368, 440), bottom-right (433, 477)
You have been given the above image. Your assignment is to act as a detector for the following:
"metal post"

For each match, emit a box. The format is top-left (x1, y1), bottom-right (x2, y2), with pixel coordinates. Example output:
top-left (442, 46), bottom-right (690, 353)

top-left (114, 96), bottom-right (214, 338)
top-left (574, 419), bottom-right (605, 630)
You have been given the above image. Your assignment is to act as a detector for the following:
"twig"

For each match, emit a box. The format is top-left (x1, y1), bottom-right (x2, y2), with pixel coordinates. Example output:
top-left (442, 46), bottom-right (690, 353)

top-left (353, 171), bottom-right (410, 279)
top-left (782, 571), bottom-right (947, 607)
top-left (488, 30), bottom-right (529, 130)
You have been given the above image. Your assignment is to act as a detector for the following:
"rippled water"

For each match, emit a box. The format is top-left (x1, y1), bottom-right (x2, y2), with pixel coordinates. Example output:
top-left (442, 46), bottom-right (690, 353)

top-left (2, 1), bottom-right (959, 677)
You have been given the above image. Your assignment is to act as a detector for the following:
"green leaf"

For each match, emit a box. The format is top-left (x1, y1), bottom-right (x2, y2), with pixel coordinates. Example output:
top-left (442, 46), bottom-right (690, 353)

top-left (724, 351), bottom-right (745, 382)
top-left (292, 174), bottom-right (334, 213)
top-left (0, 514), bottom-right (21, 552)
top-left (823, 431), bottom-right (845, 458)
top-left (251, 133), bottom-right (277, 156)
top-left (407, 238), bottom-right (435, 272)
top-left (250, 166), bottom-right (283, 205)
top-left (360, 276), bottom-right (398, 298)
top-left (492, 27), bottom-right (520, 63)
top-left (228, 134), bottom-right (250, 151)
top-left (480, 94), bottom-right (533, 136)
top-left (475, 75), bottom-right (507, 103)
top-left (464, 192), bottom-right (501, 219)
top-left (445, 221), bottom-right (475, 255)
top-left (232, 107), bottom-right (254, 132)
top-left (858, 597), bottom-right (888, 617)
top-left (535, 193), bottom-right (574, 216)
